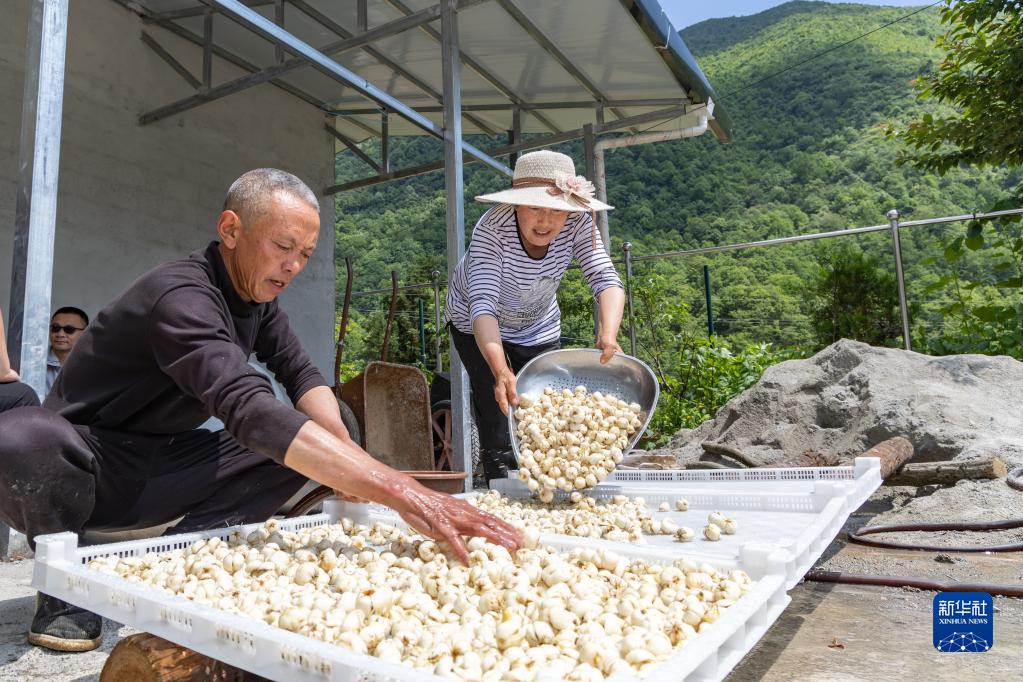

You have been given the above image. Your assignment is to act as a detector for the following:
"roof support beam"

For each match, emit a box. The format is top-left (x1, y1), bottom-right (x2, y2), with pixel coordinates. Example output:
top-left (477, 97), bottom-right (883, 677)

top-left (201, 0), bottom-right (510, 176)
top-left (494, 0), bottom-right (627, 123)
top-left (383, 0), bottom-right (560, 135)
top-left (325, 124), bottom-right (381, 174)
top-left (141, 0), bottom-right (483, 124)
top-left (287, 0), bottom-right (503, 137)
top-left (146, 0), bottom-right (272, 22)
top-left (109, 0), bottom-right (330, 113)
top-left (325, 104), bottom-right (687, 195)
top-left (140, 30), bottom-right (201, 89)
top-left (329, 97), bottom-right (689, 114)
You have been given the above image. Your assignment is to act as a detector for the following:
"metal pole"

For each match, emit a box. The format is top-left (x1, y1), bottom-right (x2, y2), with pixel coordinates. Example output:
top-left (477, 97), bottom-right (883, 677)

top-left (441, 0), bottom-right (472, 491)
top-left (703, 264), bottom-right (714, 336)
top-left (887, 209), bottom-right (912, 350)
top-left (432, 270), bottom-right (442, 371)
top-left (509, 107), bottom-right (521, 167)
top-left (0, 0), bottom-right (65, 561)
top-left (203, 8), bottom-right (213, 89)
top-left (418, 298), bottom-right (427, 367)
top-left (8, 0), bottom-right (45, 373)
top-left (623, 242), bottom-right (637, 356)
top-left (357, 0), bottom-right (368, 32)
top-left (16, 0), bottom-right (69, 398)
top-left (583, 123), bottom-right (601, 340)
top-left (380, 111), bottom-right (390, 175)
top-left (593, 146), bottom-right (611, 256)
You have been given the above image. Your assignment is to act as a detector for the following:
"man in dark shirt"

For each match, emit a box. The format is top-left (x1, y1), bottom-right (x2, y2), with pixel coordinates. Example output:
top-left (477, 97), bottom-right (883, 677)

top-left (0, 168), bottom-right (518, 652)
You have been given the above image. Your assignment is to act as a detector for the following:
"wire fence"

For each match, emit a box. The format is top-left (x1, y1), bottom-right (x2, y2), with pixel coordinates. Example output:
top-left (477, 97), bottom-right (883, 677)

top-left (337, 206), bottom-right (1023, 373)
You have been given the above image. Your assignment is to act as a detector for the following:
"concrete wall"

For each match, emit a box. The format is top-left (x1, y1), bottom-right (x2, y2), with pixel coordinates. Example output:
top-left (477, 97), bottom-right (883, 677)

top-left (1, 0), bottom-right (337, 380)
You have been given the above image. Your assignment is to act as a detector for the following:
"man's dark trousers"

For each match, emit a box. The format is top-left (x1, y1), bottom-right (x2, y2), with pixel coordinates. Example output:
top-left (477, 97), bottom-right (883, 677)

top-left (0, 380), bottom-right (39, 413)
top-left (0, 407), bottom-right (307, 546)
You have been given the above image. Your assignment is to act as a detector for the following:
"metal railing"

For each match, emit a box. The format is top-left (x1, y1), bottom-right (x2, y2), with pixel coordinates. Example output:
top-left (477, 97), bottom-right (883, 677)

top-left (618, 207), bottom-right (1023, 355)
top-left (343, 206), bottom-right (1023, 362)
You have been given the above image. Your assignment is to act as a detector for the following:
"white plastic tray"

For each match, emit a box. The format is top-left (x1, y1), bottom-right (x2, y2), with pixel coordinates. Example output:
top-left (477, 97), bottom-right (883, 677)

top-left (34, 500), bottom-right (790, 682)
top-left (489, 458), bottom-right (881, 590)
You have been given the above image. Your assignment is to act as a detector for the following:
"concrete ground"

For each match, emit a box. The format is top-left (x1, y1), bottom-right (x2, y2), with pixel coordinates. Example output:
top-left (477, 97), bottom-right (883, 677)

top-left (0, 559), bottom-right (135, 681)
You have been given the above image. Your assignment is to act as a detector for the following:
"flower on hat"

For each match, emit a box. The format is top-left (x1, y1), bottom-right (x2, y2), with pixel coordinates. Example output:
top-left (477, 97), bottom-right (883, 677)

top-left (552, 173), bottom-right (596, 205)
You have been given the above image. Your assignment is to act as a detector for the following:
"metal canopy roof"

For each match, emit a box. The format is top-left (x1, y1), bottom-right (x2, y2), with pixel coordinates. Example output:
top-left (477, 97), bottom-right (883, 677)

top-left (115, 0), bottom-right (729, 149)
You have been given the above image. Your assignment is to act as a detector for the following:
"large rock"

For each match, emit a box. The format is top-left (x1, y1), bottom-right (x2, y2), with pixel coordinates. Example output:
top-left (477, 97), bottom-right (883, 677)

top-left (653, 339), bottom-right (1023, 468)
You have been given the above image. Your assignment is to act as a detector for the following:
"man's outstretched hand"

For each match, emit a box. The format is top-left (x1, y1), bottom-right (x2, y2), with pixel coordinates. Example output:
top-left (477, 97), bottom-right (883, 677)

top-left (392, 485), bottom-right (521, 565)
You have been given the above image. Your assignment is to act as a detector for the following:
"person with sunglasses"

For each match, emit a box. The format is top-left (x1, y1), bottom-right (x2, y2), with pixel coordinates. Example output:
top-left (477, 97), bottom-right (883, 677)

top-left (46, 306), bottom-right (89, 396)
top-left (0, 305), bottom-right (40, 412)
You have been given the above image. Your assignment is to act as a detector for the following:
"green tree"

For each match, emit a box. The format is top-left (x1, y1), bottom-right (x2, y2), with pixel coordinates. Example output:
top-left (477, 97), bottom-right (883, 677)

top-left (811, 243), bottom-right (904, 347)
top-left (887, 0), bottom-right (1023, 358)
top-left (886, 1), bottom-right (1023, 174)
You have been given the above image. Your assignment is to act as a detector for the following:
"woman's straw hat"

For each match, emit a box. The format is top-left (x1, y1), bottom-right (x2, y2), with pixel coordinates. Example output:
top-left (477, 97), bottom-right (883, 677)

top-left (475, 150), bottom-right (613, 212)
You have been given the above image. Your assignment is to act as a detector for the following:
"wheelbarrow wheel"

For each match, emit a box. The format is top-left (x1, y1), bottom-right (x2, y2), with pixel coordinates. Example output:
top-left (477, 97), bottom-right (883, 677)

top-left (430, 400), bottom-right (481, 479)
top-left (336, 397), bottom-right (362, 447)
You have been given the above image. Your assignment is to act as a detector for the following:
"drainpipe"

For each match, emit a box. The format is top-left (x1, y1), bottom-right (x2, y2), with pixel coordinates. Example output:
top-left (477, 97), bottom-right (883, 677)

top-left (592, 100), bottom-right (713, 252)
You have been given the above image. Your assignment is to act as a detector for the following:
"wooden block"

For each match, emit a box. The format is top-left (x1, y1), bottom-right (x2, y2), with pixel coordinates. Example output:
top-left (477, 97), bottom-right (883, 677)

top-left (886, 457), bottom-right (1007, 486)
top-left (101, 633), bottom-right (267, 682)
top-left (861, 436), bottom-right (914, 480)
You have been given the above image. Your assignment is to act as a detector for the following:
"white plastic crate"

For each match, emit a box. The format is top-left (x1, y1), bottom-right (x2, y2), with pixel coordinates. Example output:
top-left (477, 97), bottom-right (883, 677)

top-left (604, 457), bottom-right (881, 514)
top-left (33, 500), bottom-right (790, 682)
top-left (487, 458), bottom-right (881, 589)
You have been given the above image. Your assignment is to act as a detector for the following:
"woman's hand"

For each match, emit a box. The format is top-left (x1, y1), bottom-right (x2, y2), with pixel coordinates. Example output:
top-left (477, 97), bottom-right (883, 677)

top-left (596, 336), bottom-right (622, 364)
top-left (0, 368), bottom-right (19, 384)
top-left (493, 368), bottom-right (519, 415)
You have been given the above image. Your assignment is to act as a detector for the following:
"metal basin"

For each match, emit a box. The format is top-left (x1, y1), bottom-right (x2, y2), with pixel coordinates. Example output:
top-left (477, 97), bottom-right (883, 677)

top-left (508, 349), bottom-right (659, 462)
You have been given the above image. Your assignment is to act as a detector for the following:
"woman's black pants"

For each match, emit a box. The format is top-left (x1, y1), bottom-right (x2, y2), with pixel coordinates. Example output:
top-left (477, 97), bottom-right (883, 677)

top-left (448, 325), bottom-right (558, 482)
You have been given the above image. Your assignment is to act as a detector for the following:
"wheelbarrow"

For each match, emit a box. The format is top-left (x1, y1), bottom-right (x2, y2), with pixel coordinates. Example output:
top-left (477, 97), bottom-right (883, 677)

top-left (287, 266), bottom-right (463, 517)
top-left (338, 270), bottom-right (435, 472)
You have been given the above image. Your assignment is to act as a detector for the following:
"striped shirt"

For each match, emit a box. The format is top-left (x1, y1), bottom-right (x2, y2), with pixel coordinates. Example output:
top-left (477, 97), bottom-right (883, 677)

top-left (445, 204), bottom-right (623, 346)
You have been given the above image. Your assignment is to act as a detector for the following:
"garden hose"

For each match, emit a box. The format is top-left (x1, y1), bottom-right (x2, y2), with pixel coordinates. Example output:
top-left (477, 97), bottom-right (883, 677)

top-left (847, 517), bottom-right (1023, 553)
top-left (804, 570), bottom-right (1023, 598)
top-left (1008, 466), bottom-right (1023, 492)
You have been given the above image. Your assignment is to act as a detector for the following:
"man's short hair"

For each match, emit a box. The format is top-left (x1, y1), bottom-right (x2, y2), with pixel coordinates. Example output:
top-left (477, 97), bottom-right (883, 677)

top-left (52, 306), bottom-right (89, 326)
top-left (223, 168), bottom-right (319, 222)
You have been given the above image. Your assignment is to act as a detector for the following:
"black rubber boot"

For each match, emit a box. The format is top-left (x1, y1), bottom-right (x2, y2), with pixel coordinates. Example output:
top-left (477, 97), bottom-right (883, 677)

top-left (27, 593), bottom-right (103, 652)
top-left (481, 449), bottom-right (518, 484)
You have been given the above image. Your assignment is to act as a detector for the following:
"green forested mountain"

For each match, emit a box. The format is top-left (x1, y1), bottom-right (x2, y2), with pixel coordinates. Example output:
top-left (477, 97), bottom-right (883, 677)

top-left (332, 1), bottom-right (1017, 371)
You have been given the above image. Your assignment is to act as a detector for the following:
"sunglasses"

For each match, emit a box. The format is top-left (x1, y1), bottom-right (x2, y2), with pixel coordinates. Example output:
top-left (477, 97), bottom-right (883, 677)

top-left (50, 324), bottom-right (85, 334)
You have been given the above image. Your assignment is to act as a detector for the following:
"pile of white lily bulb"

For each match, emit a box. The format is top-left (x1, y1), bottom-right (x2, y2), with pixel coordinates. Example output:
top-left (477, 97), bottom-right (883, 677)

top-left (474, 491), bottom-right (666, 543)
top-left (513, 386), bottom-right (643, 501)
top-left (89, 518), bottom-right (752, 681)
top-left (474, 491), bottom-right (713, 546)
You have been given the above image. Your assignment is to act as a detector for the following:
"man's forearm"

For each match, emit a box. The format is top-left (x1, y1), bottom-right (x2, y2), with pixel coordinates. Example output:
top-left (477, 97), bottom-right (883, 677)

top-left (284, 420), bottom-right (409, 505)
top-left (296, 385), bottom-right (351, 442)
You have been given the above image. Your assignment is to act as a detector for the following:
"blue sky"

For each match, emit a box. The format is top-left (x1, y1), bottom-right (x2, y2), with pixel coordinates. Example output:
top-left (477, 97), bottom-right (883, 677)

top-left (661, 0), bottom-right (930, 28)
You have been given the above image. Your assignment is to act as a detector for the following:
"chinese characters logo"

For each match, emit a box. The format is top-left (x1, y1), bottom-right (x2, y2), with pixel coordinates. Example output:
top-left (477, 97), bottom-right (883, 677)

top-left (933, 592), bottom-right (993, 652)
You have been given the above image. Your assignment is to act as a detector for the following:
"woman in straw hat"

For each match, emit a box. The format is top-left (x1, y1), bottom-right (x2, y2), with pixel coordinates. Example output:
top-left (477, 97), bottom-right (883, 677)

top-left (445, 149), bottom-right (625, 482)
